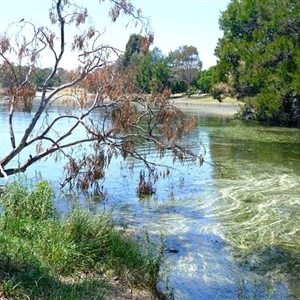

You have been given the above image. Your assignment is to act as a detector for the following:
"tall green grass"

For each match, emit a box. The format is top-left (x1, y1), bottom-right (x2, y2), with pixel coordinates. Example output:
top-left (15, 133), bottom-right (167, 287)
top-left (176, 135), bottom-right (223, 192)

top-left (0, 179), bottom-right (163, 299)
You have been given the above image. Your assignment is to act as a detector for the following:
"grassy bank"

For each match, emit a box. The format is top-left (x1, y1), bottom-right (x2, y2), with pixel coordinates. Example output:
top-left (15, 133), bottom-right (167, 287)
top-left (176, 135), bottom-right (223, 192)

top-left (170, 93), bottom-right (239, 105)
top-left (0, 179), bottom-right (163, 299)
top-left (169, 93), bottom-right (240, 117)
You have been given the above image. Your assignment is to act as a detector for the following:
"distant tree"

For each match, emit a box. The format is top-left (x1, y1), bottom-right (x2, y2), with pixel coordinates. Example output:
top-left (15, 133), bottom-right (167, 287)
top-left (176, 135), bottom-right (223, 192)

top-left (56, 68), bottom-right (68, 85)
top-left (151, 59), bottom-right (172, 93)
top-left (122, 33), bottom-right (153, 68)
top-left (170, 81), bottom-right (187, 94)
top-left (213, 0), bottom-right (300, 126)
top-left (135, 52), bottom-right (152, 92)
top-left (31, 68), bottom-right (52, 88)
top-left (126, 46), bottom-right (173, 94)
top-left (148, 47), bottom-right (172, 93)
top-left (197, 67), bottom-right (213, 94)
top-left (164, 51), bottom-right (186, 94)
top-left (123, 34), bottom-right (143, 67)
top-left (172, 45), bottom-right (202, 97)
top-left (0, 0), bottom-right (202, 192)
top-left (150, 47), bottom-right (164, 64)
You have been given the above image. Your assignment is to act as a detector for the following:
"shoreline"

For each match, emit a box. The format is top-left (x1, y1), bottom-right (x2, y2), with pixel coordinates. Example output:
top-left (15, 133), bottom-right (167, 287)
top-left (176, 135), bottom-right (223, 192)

top-left (173, 99), bottom-right (240, 116)
top-left (1, 92), bottom-right (240, 117)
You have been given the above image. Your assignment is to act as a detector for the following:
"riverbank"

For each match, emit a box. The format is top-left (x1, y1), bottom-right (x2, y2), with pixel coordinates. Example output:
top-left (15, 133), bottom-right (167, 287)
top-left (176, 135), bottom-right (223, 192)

top-left (0, 179), bottom-right (162, 300)
top-left (171, 94), bottom-right (240, 116)
top-left (32, 91), bottom-right (240, 116)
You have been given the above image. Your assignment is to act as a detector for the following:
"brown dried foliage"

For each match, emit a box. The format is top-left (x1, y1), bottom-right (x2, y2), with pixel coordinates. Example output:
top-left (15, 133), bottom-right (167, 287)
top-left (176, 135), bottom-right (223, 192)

top-left (7, 82), bottom-right (36, 113)
top-left (138, 171), bottom-right (155, 196)
top-left (109, 0), bottom-right (136, 22)
top-left (0, 0), bottom-right (203, 194)
top-left (0, 36), bottom-right (10, 53)
top-left (64, 149), bottom-right (107, 192)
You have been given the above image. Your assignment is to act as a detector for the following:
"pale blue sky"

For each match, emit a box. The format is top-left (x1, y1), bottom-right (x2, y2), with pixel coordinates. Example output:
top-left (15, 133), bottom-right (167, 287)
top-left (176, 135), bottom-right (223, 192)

top-left (0, 0), bottom-right (230, 69)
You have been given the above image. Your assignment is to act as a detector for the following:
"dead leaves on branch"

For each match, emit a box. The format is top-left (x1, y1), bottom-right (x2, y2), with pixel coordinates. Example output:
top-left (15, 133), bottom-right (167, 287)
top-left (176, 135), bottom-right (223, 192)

top-left (152, 91), bottom-right (196, 143)
top-left (0, 61), bottom-right (37, 112)
top-left (0, 0), bottom-right (203, 193)
top-left (57, 82), bottom-right (199, 193)
top-left (156, 106), bottom-right (188, 141)
top-left (7, 82), bottom-right (37, 112)
top-left (138, 171), bottom-right (155, 196)
top-left (109, 0), bottom-right (140, 22)
top-left (112, 99), bottom-right (140, 134)
top-left (50, 0), bottom-right (89, 26)
top-left (63, 148), bottom-right (110, 192)
top-left (0, 36), bottom-right (10, 54)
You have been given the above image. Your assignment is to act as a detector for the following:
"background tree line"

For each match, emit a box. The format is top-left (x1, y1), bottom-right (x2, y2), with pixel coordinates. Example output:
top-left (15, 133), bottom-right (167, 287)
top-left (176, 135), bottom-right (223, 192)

top-left (0, 66), bottom-right (68, 90)
top-left (116, 34), bottom-right (203, 96)
top-left (212, 0), bottom-right (300, 127)
top-left (0, 34), bottom-right (207, 97)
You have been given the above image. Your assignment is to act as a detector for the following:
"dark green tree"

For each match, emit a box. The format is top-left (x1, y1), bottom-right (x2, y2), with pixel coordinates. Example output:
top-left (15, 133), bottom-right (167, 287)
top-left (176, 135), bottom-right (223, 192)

top-left (197, 66), bottom-right (213, 94)
top-left (150, 47), bottom-right (172, 93)
top-left (213, 0), bottom-right (300, 126)
top-left (122, 33), bottom-right (153, 68)
top-left (31, 68), bottom-right (51, 88)
top-left (127, 46), bottom-right (173, 94)
top-left (30, 67), bottom-right (65, 89)
top-left (135, 52), bottom-right (152, 92)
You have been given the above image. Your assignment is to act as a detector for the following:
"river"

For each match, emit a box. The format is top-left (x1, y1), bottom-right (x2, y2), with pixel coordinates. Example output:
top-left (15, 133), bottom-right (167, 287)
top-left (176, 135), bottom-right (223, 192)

top-left (1, 100), bottom-right (300, 299)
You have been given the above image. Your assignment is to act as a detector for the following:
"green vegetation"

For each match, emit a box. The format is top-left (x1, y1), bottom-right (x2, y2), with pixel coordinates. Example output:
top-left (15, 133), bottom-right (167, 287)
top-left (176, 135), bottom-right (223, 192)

top-left (172, 45), bottom-right (202, 97)
top-left (0, 179), bottom-right (163, 299)
top-left (216, 171), bottom-right (300, 290)
top-left (0, 66), bottom-right (65, 91)
top-left (196, 66), bottom-right (213, 94)
top-left (117, 35), bottom-right (203, 96)
top-left (213, 0), bottom-right (300, 127)
top-left (121, 33), bottom-right (152, 68)
top-left (206, 120), bottom-right (300, 297)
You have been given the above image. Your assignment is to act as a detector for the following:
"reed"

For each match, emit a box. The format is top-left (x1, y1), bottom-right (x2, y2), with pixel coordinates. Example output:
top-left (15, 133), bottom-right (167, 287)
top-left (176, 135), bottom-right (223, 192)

top-left (0, 178), bottom-right (163, 299)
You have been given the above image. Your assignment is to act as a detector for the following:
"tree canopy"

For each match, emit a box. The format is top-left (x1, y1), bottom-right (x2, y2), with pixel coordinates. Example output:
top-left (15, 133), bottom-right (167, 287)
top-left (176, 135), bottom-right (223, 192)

top-left (122, 33), bottom-right (153, 68)
top-left (172, 46), bottom-right (202, 97)
top-left (197, 66), bottom-right (214, 94)
top-left (0, 0), bottom-right (203, 193)
top-left (213, 0), bottom-right (300, 126)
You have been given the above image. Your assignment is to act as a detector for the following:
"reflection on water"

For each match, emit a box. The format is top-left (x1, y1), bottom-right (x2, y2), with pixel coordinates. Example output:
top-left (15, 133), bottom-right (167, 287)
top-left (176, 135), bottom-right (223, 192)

top-left (1, 101), bottom-right (300, 299)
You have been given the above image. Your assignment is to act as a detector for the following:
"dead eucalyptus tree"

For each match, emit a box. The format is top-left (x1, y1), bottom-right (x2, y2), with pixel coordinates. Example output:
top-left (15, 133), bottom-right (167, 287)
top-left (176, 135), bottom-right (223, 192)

top-left (0, 0), bottom-right (204, 193)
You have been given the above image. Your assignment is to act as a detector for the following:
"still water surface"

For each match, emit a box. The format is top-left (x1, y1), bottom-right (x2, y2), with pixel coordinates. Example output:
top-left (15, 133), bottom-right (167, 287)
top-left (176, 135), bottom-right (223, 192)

top-left (1, 101), bottom-right (300, 299)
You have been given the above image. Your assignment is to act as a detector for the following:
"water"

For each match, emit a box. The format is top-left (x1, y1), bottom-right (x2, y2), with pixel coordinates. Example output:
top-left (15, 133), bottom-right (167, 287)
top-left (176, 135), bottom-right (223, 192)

top-left (1, 100), bottom-right (300, 299)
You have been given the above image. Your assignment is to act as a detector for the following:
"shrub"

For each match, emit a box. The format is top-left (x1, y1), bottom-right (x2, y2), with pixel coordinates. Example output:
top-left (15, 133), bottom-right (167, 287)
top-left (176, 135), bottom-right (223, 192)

top-left (1, 178), bottom-right (56, 221)
top-left (0, 179), bottom-right (163, 299)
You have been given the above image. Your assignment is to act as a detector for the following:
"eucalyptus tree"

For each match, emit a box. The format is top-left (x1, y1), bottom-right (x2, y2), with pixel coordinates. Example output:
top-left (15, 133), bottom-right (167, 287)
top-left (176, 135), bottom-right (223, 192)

top-left (172, 45), bottom-right (202, 97)
top-left (213, 0), bottom-right (300, 126)
top-left (0, 0), bottom-right (203, 192)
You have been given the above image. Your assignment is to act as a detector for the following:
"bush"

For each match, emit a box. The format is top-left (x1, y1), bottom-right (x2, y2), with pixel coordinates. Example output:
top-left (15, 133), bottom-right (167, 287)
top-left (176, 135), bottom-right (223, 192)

top-left (1, 178), bottom-right (56, 221)
top-left (0, 179), bottom-right (163, 299)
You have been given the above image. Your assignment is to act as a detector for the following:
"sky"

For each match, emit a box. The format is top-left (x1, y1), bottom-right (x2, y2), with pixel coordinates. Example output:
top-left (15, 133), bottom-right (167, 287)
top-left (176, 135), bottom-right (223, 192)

top-left (0, 0), bottom-right (231, 70)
